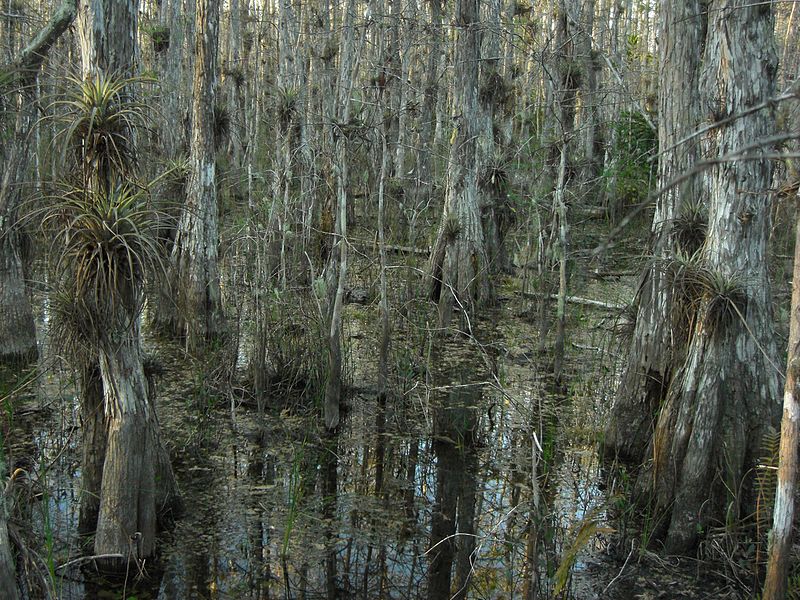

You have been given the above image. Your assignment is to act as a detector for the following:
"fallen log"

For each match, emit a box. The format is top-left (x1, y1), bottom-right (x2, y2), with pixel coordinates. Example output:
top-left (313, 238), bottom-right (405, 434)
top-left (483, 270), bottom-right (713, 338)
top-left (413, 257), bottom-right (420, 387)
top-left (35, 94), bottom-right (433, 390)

top-left (522, 291), bottom-right (628, 311)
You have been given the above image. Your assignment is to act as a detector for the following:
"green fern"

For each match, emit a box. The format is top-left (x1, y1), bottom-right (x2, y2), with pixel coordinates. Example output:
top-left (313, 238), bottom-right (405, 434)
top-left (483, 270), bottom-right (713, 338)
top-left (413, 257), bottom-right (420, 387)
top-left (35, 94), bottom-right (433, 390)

top-left (755, 428), bottom-right (780, 565)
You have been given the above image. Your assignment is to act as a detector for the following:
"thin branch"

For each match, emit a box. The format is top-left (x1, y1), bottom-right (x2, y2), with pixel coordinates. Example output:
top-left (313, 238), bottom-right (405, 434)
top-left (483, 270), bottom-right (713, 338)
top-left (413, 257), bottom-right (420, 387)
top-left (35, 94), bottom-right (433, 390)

top-left (601, 540), bottom-right (635, 596)
top-left (56, 553), bottom-right (127, 571)
top-left (656, 83), bottom-right (800, 161)
top-left (7, 0), bottom-right (77, 81)
top-left (592, 136), bottom-right (800, 257)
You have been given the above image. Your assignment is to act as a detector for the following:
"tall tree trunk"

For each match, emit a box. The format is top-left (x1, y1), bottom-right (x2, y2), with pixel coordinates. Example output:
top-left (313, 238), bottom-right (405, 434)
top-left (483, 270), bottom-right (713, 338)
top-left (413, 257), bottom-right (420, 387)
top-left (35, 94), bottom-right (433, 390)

top-left (77, 0), bottom-right (138, 75)
top-left (0, 183), bottom-right (36, 364)
top-left (478, 0), bottom-right (512, 276)
top-left (650, 0), bottom-right (780, 553)
top-left (416, 0), bottom-right (441, 194)
top-left (94, 316), bottom-right (158, 568)
top-left (579, 0), bottom-right (602, 183)
top-left (171, 0), bottom-right (224, 352)
top-left (0, 0), bottom-right (76, 364)
top-left (323, 0), bottom-right (365, 430)
top-left (428, 0), bottom-right (491, 329)
top-left (78, 362), bottom-right (105, 539)
top-left (73, 0), bottom-right (178, 568)
top-left (763, 190), bottom-right (800, 599)
top-left (549, 0), bottom-right (578, 384)
top-left (0, 453), bottom-right (18, 600)
top-left (602, 0), bottom-right (707, 465)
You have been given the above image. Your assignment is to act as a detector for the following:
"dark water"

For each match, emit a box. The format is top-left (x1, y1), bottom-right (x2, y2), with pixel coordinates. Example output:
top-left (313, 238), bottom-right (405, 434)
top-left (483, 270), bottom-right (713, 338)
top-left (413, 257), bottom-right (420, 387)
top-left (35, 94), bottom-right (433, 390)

top-left (6, 288), bottom-right (621, 600)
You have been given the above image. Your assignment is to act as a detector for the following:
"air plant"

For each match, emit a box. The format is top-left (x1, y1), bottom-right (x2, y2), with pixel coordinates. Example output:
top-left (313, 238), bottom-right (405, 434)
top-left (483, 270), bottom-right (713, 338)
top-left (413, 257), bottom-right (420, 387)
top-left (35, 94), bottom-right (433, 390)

top-left (478, 152), bottom-right (512, 194)
top-left (666, 251), bottom-right (746, 336)
top-left (276, 86), bottom-right (299, 132)
top-left (672, 198), bottom-right (707, 256)
top-left (213, 101), bottom-right (231, 150)
top-left (52, 73), bottom-right (149, 186)
top-left (46, 183), bottom-right (163, 342)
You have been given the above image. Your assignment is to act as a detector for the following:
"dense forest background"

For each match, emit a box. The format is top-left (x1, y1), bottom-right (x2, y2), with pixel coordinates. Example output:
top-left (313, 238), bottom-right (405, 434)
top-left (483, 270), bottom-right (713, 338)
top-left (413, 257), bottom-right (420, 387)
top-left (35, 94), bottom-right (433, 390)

top-left (1, 0), bottom-right (800, 598)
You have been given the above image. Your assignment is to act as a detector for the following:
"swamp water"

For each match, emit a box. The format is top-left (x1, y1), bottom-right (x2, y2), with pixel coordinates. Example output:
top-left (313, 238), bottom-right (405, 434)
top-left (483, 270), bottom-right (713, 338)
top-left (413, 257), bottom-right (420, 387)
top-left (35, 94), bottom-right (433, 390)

top-left (3, 275), bottom-right (745, 599)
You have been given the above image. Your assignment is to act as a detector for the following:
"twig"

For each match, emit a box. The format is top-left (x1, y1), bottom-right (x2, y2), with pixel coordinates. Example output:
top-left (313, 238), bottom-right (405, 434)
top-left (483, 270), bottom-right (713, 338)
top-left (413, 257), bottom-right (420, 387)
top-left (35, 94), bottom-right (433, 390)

top-left (56, 553), bottom-right (126, 571)
top-left (522, 291), bottom-right (628, 311)
top-left (601, 540), bottom-right (635, 596)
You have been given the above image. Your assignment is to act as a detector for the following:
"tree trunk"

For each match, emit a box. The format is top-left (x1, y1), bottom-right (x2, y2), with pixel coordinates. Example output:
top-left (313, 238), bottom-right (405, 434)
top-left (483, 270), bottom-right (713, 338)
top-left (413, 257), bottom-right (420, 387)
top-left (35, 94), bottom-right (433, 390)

top-left (478, 0), bottom-right (512, 276)
top-left (763, 191), bottom-right (800, 599)
top-left (428, 0), bottom-right (491, 329)
top-left (78, 361), bottom-right (105, 539)
top-left (0, 0), bottom-right (78, 366)
top-left (171, 0), bottom-right (224, 352)
top-left (579, 0), bottom-right (602, 183)
top-left (0, 100), bottom-right (39, 367)
top-left (416, 0), bottom-right (441, 194)
top-left (602, 0), bottom-right (707, 465)
top-left (651, 0), bottom-right (780, 553)
top-left (552, 142), bottom-right (569, 384)
top-left (4, 1), bottom-right (72, 359)
top-left (0, 224), bottom-right (36, 365)
top-left (323, 0), bottom-right (365, 430)
top-left (74, 0), bottom-right (178, 567)
top-left (94, 316), bottom-right (159, 569)
top-left (0, 454), bottom-right (18, 600)
top-left (78, 0), bottom-right (138, 75)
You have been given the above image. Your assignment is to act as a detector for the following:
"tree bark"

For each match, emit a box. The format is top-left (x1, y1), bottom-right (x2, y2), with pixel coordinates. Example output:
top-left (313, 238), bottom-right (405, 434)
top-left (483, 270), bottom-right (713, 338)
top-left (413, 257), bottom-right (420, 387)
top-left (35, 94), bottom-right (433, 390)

top-left (170, 0), bottom-right (224, 352)
top-left (602, 0), bottom-right (707, 465)
top-left (78, 362), bottom-right (105, 539)
top-left (78, 0), bottom-right (138, 76)
top-left (652, 0), bottom-right (780, 553)
top-left (0, 454), bottom-right (18, 600)
top-left (428, 0), bottom-right (491, 329)
top-left (763, 191), bottom-right (800, 599)
top-left (94, 316), bottom-right (159, 569)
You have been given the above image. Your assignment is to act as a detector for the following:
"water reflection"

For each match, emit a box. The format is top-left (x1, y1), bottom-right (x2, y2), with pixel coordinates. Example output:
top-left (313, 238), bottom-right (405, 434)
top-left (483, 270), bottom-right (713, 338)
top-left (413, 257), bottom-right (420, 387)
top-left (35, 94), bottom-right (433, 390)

top-left (13, 304), bottom-right (609, 600)
top-left (428, 380), bottom-right (480, 600)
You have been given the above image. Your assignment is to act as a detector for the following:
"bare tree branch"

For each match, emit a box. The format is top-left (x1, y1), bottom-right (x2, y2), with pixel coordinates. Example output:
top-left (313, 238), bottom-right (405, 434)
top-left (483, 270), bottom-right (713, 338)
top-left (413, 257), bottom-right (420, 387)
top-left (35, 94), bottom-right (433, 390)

top-left (6, 0), bottom-right (77, 81)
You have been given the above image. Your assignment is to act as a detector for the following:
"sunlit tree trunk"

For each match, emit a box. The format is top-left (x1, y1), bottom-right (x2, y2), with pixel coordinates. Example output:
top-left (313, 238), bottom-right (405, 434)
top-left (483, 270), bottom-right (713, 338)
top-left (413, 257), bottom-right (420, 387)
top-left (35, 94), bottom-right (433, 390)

top-left (651, 0), bottom-right (780, 553)
top-left (763, 190), bottom-right (800, 600)
top-left (428, 0), bottom-right (491, 329)
top-left (171, 0), bottom-right (224, 352)
top-left (77, 0), bottom-right (138, 74)
top-left (94, 313), bottom-right (158, 566)
top-left (602, 0), bottom-right (706, 465)
top-left (75, 0), bottom-right (179, 568)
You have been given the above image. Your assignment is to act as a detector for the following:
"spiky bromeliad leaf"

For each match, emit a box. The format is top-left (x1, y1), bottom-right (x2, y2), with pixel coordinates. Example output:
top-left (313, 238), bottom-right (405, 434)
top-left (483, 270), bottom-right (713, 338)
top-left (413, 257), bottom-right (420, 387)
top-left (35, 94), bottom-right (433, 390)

top-left (52, 73), bottom-right (150, 184)
top-left (47, 183), bottom-right (164, 341)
